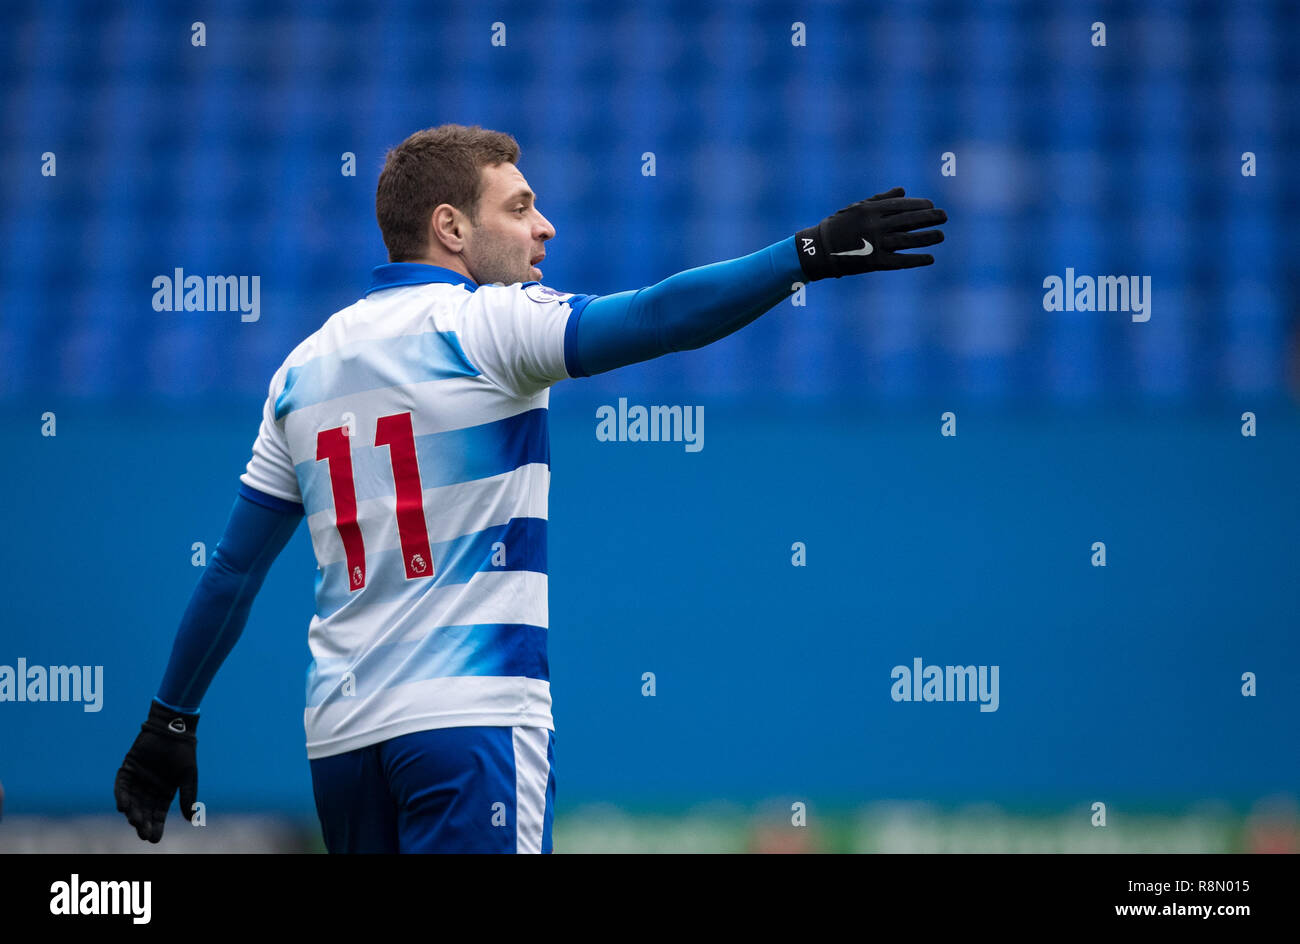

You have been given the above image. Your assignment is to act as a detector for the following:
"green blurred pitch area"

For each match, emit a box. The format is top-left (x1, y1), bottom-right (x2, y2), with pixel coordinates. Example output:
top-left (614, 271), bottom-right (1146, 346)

top-left (0, 799), bottom-right (1294, 853)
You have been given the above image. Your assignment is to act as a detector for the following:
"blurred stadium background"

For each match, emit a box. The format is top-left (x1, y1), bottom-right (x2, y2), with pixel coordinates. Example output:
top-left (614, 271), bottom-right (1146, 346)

top-left (1, 0), bottom-right (1297, 852)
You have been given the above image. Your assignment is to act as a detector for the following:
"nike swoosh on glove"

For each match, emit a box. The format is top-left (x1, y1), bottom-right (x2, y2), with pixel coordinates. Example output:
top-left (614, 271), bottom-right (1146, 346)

top-left (795, 187), bottom-right (948, 280)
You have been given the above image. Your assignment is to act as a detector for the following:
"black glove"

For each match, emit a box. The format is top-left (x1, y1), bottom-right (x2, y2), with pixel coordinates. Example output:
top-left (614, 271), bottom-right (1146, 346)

top-left (795, 187), bottom-right (947, 280)
top-left (114, 700), bottom-right (200, 842)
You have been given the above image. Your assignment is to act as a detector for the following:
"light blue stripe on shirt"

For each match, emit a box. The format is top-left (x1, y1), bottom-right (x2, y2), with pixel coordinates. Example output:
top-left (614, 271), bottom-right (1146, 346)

top-left (305, 623), bottom-right (549, 707)
top-left (314, 516), bottom-right (547, 618)
top-left (275, 329), bottom-right (479, 419)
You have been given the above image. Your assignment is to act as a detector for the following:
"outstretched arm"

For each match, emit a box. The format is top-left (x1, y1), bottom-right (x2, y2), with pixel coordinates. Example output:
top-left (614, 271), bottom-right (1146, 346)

top-left (564, 187), bottom-right (947, 378)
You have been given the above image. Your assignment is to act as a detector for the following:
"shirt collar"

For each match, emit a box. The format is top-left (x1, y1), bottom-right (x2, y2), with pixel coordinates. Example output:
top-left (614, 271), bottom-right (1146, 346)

top-left (365, 263), bottom-right (478, 297)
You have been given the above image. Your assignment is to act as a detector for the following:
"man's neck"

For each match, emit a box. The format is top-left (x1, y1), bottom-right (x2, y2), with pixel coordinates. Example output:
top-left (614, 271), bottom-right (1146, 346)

top-left (408, 255), bottom-right (474, 283)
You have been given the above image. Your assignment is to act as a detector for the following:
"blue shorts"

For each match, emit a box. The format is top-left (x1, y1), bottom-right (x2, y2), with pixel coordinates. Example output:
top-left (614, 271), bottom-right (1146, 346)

top-left (309, 725), bottom-right (555, 853)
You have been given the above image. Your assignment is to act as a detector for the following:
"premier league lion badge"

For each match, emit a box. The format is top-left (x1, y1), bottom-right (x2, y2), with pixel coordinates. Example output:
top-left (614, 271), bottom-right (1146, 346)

top-left (524, 283), bottom-right (573, 304)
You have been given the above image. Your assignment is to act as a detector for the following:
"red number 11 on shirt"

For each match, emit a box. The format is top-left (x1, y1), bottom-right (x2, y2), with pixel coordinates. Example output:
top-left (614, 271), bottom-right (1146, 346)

top-left (315, 410), bottom-right (435, 591)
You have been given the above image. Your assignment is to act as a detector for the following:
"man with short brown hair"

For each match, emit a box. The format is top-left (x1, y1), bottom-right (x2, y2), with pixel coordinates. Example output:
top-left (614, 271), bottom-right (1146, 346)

top-left (116, 122), bottom-right (947, 853)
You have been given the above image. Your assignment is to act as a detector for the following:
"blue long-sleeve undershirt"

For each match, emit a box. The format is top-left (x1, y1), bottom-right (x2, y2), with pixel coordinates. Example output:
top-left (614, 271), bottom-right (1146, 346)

top-left (564, 235), bottom-right (804, 377)
top-left (154, 235), bottom-right (806, 713)
top-left (154, 484), bottom-right (302, 715)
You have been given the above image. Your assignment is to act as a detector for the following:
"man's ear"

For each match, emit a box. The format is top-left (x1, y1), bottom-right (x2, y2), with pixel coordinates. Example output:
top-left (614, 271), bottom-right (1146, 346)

top-left (430, 204), bottom-right (467, 254)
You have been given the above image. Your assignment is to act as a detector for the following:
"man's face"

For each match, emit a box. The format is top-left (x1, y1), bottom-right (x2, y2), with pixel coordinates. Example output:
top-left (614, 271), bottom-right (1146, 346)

top-left (461, 162), bottom-right (555, 286)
